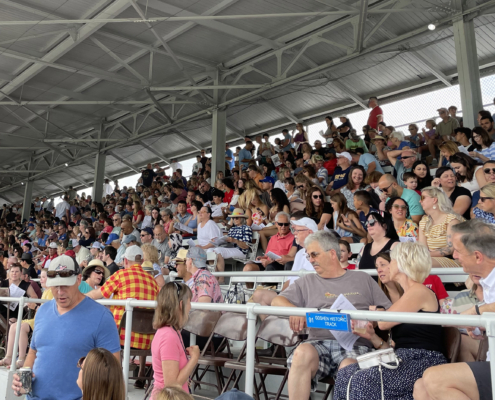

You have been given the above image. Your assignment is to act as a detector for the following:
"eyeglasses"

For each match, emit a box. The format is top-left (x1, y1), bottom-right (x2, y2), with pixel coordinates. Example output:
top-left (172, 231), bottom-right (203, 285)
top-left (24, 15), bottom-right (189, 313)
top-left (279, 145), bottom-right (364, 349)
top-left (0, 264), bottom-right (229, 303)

top-left (77, 356), bottom-right (85, 369)
top-left (140, 234), bottom-right (148, 237)
top-left (312, 195), bottom-right (323, 200)
top-left (365, 219), bottom-right (378, 228)
top-left (93, 270), bottom-right (103, 275)
top-left (484, 168), bottom-right (495, 174)
top-left (401, 156), bottom-right (414, 160)
top-left (305, 251), bottom-right (320, 260)
top-left (47, 270), bottom-right (78, 278)
top-left (277, 222), bottom-right (290, 227)
top-left (479, 197), bottom-right (495, 202)
top-left (380, 183), bottom-right (394, 193)
top-left (392, 204), bottom-right (407, 210)
top-left (297, 185), bottom-right (304, 189)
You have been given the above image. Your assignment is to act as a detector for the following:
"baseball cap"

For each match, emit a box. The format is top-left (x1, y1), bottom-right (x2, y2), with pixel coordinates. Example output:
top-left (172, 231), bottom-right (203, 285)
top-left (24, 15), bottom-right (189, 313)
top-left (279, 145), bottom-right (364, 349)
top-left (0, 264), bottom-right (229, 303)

top-left (122, 235), bottom-right (137, 245)
top-left (290, 217), bottom-right (318, 233)
top-left (336, 152), bottom-right (352, 162)
top-left (90, 242), bottom-right (104, 250)
top-left (186, 246), bottom-right (208, 269)
top-left (48, 242), bottom-right (58, 249)
top-left (141, 227), bottom-right (154, 237)
top-left (259, 177), bottom-right (275, 185)
top-left (338, 114), bottom-right (347, 118)
top-left (437, 107), bottom-right (448, 113)
top-left (21, 253), bottom-right (32, 261)
top-left (65, 250), bottom-right (76, 258)
top-left (46, 255), bottom-right (80, 287)
top-left (28, 223), bottom-right (34, 227)
top-left (350, 131), bottom-right (359, 140)
top-left (215, 389), bottom-right (254, 400)
top-left (313, 155), bottom-right (324, 162)
top-left (105, 233), bottom-right (120, 245)
top-left (124, 245), bottom-right (143, 262)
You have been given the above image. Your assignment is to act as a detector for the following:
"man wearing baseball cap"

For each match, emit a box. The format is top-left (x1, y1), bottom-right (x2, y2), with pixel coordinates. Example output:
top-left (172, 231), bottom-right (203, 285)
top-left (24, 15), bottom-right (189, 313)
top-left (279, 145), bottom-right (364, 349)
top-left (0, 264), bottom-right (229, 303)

top-left (185, 246), bottom-right (223, 303)
top-left (259, 176), bottom-right (274, 208)
top-left (325, 152), bottom-right (352, 196)
top-left (12, 255), bottom-right (120, 399)
top-left (86, 245), bottom-right (158, 387)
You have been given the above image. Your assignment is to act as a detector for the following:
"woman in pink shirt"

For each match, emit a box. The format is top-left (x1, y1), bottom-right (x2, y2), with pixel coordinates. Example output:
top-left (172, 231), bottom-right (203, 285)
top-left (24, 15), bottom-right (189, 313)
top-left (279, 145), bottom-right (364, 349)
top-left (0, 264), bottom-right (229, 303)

top-left (151, 282), bottom-right (199, 399)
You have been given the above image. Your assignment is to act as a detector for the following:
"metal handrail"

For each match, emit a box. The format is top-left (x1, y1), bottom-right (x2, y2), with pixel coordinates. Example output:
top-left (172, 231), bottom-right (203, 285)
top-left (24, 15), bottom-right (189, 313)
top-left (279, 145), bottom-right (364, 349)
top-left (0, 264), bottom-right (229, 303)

top-left (3, 294), bottom-right (492, 399)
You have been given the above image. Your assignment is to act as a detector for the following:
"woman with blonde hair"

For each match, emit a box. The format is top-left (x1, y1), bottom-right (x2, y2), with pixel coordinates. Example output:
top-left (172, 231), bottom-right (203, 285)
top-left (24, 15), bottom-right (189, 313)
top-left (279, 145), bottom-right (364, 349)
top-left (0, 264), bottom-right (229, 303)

top-left (472, 182), bottom-right (495, 224)
top-left (239, 188), bottom-right (269, 227)
top-left (274, 167), bottom-right (291, 191)
top-left (151, 282), bottom-right (198, 399)
top-left (438, 141), bottom-right (459, 168)
top-left (76, 347), bottom-right (125, 400)
top-left (156, 385), bottom-right (193, 400)
top-left (336, 242), bottom-right (447, 400)
top-left (294, 174), bottom-right (315, 202)
top-left (142, 243), bottom-right (166, 288)
top-left (418, 186), bottom-right (465, 268)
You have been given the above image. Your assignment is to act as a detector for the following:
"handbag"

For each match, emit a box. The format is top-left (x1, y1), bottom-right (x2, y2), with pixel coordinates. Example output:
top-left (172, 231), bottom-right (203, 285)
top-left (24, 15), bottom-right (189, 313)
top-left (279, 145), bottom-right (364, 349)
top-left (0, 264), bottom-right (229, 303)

top-left (224, 283), bottom-right (246, 304)
top-left (346, 348), bottom-right (401, 400)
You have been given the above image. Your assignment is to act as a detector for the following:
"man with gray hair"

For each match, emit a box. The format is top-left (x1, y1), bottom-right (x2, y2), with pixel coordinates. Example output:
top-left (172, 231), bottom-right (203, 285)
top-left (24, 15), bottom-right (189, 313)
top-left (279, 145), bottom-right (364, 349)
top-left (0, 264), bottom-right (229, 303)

top-left (414, 219), bottom-right (495, 400)
top-left (387, 148), bottom-right (417, 187)
top-left (272, 230), bottom-right (392, 400)
top-left (244, 212), bottom-right (294, 274)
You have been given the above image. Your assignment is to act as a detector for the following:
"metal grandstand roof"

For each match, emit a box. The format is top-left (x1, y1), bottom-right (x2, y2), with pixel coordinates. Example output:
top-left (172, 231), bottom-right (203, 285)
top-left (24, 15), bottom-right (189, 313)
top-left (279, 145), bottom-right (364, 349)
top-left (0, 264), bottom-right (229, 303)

top-left (0, 0), bottom-right (494, 204)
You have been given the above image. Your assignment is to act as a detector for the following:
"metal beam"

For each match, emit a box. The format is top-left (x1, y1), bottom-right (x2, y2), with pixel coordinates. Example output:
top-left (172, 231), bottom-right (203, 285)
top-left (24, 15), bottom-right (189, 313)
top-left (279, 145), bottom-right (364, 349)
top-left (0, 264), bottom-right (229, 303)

top-left (139, 141), bottom-right (171, 165)
top-left (407, 51), bottom-right (453, 86)
top-left (354, 0), bottom-right (369, 53)
top-left (109, 151), bottom-right (141, 173)
top-left (150, 85), bottom-right (265, 91)
top-left (330, 80), bottom-right (368, 109)
top-left (265, 99), bottom-right (299, 124)
top-left (145, 89), bottom-right (173, 124)
top-left (172, 129), bottom-right (202, 151)
top-left (0, 0), bottom-right (134, 99)
top-left (44, 177), bottom-right (67, 192)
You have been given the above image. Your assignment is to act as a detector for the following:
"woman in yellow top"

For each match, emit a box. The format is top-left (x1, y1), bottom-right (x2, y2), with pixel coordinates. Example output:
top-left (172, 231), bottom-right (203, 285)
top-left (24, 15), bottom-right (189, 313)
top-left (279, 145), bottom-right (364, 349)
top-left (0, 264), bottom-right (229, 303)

top-left (386, 197), bottom-right (418, 240)
top-left (418, 186), bottom-right (465, 268)
top-left (0, 270), bottom-right (52, 368)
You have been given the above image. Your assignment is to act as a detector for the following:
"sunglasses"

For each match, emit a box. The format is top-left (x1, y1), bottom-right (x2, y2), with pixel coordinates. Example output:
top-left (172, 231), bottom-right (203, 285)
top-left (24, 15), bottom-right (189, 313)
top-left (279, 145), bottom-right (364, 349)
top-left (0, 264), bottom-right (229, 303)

top-left (401, 156), bottom-right (414, 160)
top-left (484, 168), bottom-right (495, 174)
top-left (420, 195), bottom-right (430, 201)
top-left (312, 195), bottom-right (323, 200)
top-left (365, 219), bottom-right (378, 228)
top-left (47, 270), bottom-right (78, 278)
top-left (77, 356), bottom-right (85, 369)
top-left (173, 281), bottom-right (182, 298)
top-left (392, 204), bottom-right (407, 210)
top-left (479, 197), bottom-right (495, 202)
top-left (277, 222), bottom-right (290, 227)
top-left (380, 183), bottom-right (394, 193)
top-left (93, 270), bottom-right (103, 275)
top-left (140, 234), bottom-right (148, 237)
top-left (297, 185), bottom-right (304, 189)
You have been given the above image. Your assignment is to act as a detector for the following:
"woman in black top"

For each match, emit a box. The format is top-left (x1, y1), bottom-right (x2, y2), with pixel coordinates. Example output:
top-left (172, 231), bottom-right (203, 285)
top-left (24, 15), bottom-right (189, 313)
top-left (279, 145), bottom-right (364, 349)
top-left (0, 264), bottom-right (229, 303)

top-left (356, 212), bottom-right (399, 270)
top-left (303, 186), bottom-right (332, 230)
top-left (0, 263), bottom-right (38, 321)
top-left (335, 242), bottom-right (447, 400)
top-left (432, 167), bottom-right (471, 220)
top-left (412, 160), bottom-right (433, 190)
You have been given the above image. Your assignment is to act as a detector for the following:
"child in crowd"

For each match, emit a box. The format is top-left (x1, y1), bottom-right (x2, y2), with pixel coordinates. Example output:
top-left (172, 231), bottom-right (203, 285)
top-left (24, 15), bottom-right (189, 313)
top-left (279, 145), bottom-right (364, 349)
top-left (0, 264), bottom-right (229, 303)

top-left (339, 239), bottom-right (355, 270)
top-left (403, 172), bottom-right (420, 195)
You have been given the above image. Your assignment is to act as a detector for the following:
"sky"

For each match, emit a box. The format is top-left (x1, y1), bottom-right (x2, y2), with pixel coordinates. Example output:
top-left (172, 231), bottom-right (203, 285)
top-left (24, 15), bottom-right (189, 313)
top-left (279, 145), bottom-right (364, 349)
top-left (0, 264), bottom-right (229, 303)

top-left (60, 73), bottom-right (495, 206)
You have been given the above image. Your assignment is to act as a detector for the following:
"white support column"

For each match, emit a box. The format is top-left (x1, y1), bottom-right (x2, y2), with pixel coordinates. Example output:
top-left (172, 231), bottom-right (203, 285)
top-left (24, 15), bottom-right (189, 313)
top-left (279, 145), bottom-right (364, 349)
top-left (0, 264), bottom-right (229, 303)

top-left (21, 158), bottom-right (34, 222)
top-left (92, 122), bottom-right (106, 202)
top-left (211, 70), bottom-right (227, 182)
top-left (211, 109), bottom-right (227, 182)
top-left (21, 180), bottom-right (34, 222)
top-left (453, 1), bottom-right (483, 128)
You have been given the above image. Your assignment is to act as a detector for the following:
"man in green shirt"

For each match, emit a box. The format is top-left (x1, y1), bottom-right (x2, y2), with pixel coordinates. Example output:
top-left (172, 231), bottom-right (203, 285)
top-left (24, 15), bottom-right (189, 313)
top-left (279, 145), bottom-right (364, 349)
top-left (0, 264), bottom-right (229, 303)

top-left (436, 107), bottom-right (459, 140)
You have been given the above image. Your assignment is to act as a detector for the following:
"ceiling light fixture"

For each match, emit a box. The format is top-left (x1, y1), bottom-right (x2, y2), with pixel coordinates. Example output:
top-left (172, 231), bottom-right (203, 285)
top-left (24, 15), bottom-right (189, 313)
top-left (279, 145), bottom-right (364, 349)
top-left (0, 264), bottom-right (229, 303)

top-left (428, 23), bottom-right (436, 31)
top-left (65, 163), bottom-right (69, 167)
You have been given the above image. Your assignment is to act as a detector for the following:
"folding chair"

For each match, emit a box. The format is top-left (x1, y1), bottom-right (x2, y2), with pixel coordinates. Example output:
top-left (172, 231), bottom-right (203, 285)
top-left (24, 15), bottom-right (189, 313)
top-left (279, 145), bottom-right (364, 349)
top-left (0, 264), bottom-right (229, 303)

top-left (222, 316), bottom-right (300, 400)
top-left (119, 308), bottom-right (156, 390)
top-left (182, 310), bottom-right (222, 393)
top-left (443, 327), bottom-right (461, 363)
top-left (191, 312), bottom-right (249, 395)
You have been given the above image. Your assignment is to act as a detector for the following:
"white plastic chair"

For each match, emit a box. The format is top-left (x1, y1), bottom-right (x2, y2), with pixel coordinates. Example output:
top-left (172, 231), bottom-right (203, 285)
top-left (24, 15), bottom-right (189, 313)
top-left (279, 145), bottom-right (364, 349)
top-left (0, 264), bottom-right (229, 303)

top-left (350, 242), bottom-right (364, 256)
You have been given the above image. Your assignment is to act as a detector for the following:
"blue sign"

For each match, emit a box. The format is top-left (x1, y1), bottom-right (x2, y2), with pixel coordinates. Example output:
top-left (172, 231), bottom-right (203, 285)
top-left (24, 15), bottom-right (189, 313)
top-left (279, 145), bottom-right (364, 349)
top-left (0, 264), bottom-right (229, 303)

top-left (306, 312), bottom-right (352, 332)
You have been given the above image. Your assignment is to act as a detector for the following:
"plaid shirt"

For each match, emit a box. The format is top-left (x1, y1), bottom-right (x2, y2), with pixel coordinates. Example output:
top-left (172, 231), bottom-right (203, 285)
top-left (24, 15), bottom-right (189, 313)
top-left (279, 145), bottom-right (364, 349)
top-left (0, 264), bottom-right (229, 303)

top-left (100, 264), bottom-right (159, 349)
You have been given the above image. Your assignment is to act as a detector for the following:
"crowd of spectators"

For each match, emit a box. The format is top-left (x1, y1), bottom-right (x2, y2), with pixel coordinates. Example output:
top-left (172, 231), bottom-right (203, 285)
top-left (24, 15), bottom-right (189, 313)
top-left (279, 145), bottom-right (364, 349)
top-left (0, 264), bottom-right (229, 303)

top-left (2, 96), bottom-right (495, 400)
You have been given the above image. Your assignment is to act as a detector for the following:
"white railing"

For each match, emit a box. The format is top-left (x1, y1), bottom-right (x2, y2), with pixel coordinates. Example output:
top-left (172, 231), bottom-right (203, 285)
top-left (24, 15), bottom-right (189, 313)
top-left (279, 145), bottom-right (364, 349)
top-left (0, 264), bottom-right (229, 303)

top-left (2, 266), bottom-right (486, 400)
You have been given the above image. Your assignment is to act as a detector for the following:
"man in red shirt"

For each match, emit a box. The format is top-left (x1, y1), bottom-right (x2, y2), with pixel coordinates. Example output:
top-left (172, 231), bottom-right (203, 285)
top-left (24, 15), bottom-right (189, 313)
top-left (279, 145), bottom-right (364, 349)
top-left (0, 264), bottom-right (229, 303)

top-left (41, 242), bottom-right (59, 270)
top-left (243, 212), bottom-right (294, 273)
top-left (367, 96), bottom-right (383, 130)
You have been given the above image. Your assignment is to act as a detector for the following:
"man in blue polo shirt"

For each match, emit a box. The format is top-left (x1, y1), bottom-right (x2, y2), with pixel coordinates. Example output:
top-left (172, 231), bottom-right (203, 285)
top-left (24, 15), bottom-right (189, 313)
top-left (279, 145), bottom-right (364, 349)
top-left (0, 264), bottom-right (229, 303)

top-left (225, 143), bottom-right (235, 171)
top-left (378, 174), bottom-right (424, 224)
top-left (325, 152), bottom-right (352, 196)
top-left (238, 141), bottom-right (254, 170)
